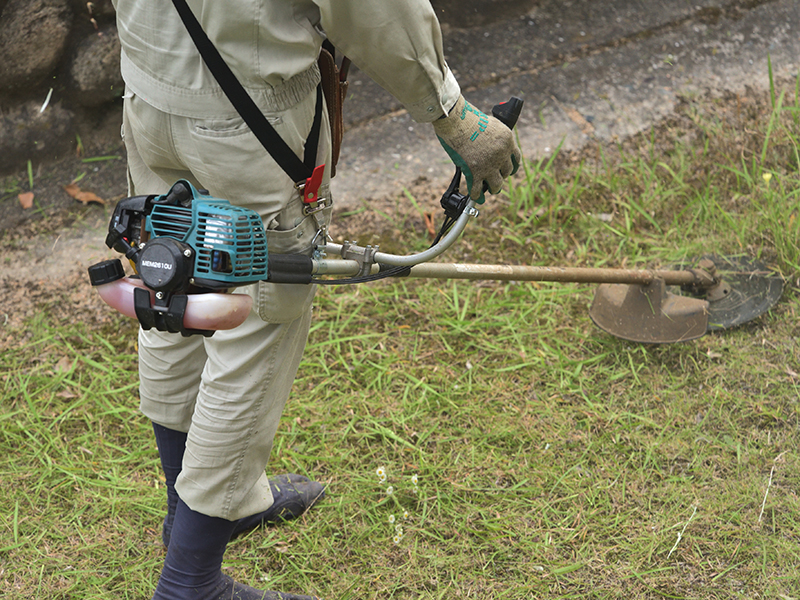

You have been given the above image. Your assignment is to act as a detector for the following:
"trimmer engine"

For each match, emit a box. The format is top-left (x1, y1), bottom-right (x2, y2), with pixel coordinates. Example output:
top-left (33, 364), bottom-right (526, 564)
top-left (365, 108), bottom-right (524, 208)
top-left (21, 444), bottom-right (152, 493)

top-left (89, 180), bottom-right (268, 335)
top-left (105, 180), bottom-right (268, 292)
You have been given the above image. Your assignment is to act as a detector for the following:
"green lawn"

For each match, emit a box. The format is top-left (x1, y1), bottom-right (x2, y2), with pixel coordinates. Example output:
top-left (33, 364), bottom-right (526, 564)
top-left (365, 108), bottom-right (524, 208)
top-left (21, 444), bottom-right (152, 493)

top-left (2, 77), bottom-right (800, 599)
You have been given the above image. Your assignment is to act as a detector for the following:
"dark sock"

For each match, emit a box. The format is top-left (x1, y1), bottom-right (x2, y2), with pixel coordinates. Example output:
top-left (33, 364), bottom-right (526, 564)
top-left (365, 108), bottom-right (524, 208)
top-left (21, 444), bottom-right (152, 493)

top-left (154, 499), bottom-right (234, 596)
top-left (151, 422), bottom-right (187, 547)
top-left (160, 472), bottom-right (326, 548)
top-left (152, 499), bottom-right (316, 600)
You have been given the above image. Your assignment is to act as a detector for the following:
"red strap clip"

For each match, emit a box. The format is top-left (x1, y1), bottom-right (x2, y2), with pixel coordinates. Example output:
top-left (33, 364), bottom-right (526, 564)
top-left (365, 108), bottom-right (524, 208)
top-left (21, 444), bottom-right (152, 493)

top-left (301, 164), bottom-right (326, 204)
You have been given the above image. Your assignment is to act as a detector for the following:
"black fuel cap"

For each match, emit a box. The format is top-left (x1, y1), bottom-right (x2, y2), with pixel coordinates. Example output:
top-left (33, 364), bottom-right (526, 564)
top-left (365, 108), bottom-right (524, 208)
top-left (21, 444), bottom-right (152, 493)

top-left (88, 259), bottom-right (125, 286)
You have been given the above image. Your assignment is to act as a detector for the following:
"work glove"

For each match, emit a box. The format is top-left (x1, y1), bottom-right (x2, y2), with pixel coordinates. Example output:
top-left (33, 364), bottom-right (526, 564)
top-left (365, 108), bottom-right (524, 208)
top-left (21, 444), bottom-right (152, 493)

top-left (433, 95), bottom-right (522, 203)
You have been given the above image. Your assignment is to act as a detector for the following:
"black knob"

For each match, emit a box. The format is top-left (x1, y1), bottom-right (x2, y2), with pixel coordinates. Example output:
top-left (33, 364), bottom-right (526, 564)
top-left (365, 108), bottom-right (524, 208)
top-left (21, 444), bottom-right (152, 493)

top-left (88, 259), bottom-right (125, 286)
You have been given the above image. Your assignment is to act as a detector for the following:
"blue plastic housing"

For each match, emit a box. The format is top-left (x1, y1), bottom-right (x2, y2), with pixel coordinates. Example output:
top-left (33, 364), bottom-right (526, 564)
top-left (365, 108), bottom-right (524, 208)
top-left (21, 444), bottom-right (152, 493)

top-left (145, 182), bottom-right (268, 287)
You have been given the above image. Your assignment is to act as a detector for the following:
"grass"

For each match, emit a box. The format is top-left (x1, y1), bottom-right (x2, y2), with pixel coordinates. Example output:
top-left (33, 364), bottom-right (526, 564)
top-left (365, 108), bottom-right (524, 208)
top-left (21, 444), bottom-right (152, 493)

top-left (2, 77), bottom-right (800, 598)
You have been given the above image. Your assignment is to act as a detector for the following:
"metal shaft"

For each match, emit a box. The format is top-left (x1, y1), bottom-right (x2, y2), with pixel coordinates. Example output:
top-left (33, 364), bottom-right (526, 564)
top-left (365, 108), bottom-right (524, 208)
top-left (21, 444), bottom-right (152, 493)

top-left (312, 259), bottom-right (701, 286)
top-left (405, 263), bottom-right (699, 285)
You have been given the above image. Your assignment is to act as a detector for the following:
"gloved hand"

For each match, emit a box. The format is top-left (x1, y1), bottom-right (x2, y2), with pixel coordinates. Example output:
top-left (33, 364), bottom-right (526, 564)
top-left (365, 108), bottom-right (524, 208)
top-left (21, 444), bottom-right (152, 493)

top-left (433, 95), bottom-right (522, 203)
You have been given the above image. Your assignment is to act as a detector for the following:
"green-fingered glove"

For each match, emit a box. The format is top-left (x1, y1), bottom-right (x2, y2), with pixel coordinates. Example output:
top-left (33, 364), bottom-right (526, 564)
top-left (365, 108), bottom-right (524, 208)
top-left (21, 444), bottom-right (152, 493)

top-left (432, 95), bottom-right (522, 203)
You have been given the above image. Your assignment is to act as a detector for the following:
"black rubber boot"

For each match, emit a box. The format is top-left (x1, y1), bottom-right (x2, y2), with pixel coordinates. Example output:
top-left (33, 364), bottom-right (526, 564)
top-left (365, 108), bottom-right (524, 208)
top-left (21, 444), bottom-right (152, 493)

top-left (230, 473), bottom-right (326, 538)
top-left (152, 499), bottom-right (318, 600)
top-left (153, 423), bottom-right (326, 548)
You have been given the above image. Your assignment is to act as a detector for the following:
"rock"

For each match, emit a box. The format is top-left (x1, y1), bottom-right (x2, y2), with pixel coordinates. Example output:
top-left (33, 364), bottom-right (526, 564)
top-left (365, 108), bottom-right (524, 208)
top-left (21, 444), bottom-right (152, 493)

top-left (0, 0), bottom-right (73, 94)
top-left (0, 101), bottom-right (75, 174)
top-left (68, 26), bottom-right (123, 106)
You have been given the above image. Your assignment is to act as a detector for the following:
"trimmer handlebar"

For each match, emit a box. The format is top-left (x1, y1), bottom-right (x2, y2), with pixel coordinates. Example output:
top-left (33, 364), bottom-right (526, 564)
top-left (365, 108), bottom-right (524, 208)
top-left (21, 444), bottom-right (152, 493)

top-left (320, 97), bottom-right (524, 271)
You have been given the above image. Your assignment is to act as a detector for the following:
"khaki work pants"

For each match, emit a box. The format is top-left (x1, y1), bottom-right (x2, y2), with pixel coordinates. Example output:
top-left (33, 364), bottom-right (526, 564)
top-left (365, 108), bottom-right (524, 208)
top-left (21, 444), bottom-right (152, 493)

top-left (122, 87), bottom-right (331, 520)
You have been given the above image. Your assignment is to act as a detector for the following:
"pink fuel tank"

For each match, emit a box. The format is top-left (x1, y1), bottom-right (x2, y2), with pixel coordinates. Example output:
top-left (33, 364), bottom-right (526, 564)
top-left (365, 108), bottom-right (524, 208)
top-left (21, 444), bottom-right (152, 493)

top-left (89, 260), bottom-right (252, 331)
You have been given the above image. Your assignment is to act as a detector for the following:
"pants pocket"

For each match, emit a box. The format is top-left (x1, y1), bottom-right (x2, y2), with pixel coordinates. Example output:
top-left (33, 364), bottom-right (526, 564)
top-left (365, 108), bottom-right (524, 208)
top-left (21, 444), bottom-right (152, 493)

top-left (192, 114), bottom-right (282, 138)
top-left (254, 280), bottom-right (315, 324)
top-left (253, 210), bottom-right (319, 323)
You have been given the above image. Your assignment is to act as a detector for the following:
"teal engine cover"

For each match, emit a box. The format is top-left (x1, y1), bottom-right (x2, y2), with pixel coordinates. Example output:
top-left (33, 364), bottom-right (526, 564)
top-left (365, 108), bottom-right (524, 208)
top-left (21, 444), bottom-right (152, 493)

top-left (145, 183), bottom-right (267, 289)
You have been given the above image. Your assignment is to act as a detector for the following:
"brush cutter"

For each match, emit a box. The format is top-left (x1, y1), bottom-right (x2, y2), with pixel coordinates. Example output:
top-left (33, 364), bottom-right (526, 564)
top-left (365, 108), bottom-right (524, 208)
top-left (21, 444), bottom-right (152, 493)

top-left (88, 97), bottom-right (784, 343)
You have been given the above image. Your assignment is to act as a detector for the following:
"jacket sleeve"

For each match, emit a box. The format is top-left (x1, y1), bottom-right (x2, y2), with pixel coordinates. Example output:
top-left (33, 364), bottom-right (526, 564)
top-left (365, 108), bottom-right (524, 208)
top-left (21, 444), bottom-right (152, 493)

top-left (313, 0), bottom-right (461, 123)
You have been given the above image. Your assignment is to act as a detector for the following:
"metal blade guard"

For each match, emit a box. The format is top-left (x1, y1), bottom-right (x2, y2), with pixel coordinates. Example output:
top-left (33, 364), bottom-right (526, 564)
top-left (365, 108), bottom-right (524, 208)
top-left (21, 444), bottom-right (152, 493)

top-left (590, 279), bottom-right (709, 344)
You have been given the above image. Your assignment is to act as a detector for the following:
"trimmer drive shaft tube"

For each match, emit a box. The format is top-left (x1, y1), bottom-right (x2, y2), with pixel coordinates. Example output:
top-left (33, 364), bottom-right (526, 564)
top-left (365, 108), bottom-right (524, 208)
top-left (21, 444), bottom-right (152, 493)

top-left (312, 259), bottom-right (703, 286)
top-left (403, 263), bottom-right (701, 285)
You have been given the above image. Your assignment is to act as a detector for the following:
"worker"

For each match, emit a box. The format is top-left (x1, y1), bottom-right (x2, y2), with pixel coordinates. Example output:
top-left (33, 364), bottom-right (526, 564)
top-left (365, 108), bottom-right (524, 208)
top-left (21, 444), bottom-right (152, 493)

top-left (111, 1), bottom-right (521, 598)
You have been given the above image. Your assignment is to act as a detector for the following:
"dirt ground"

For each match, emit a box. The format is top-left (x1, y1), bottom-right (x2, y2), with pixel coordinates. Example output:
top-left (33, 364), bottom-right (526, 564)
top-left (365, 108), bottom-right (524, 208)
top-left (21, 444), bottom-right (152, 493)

top-left (0, 106), bottom-right (450, 343)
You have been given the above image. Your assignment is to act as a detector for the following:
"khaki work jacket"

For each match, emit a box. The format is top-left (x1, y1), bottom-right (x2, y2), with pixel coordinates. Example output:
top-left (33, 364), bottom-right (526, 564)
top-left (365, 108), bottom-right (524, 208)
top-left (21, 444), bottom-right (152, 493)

top-left (112, 0), bottom-right (461, 122)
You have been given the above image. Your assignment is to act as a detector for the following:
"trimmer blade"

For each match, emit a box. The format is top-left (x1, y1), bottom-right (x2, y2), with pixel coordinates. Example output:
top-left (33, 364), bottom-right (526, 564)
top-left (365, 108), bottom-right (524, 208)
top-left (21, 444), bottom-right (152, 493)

top-left (671, 255), bottom-right (785, 330)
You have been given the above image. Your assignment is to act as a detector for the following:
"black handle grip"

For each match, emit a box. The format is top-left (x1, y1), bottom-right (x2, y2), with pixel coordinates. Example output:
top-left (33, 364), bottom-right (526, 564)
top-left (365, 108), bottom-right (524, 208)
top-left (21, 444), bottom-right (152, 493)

top-left (491, 96), bottom-right (524, 130)
top-left (267, 253), bottom-right (314, 284)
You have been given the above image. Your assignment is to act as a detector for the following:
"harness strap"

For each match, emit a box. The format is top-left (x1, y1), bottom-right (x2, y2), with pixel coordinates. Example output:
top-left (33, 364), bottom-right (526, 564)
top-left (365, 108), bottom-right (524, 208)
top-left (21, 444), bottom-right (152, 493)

top-left (171, 0), bottom-right (323, 188)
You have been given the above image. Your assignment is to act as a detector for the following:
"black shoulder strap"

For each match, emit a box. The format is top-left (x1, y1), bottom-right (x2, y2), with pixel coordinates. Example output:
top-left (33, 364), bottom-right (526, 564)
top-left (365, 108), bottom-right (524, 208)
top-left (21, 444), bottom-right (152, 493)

top-left (171, 0), bottom-right (322, 186)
